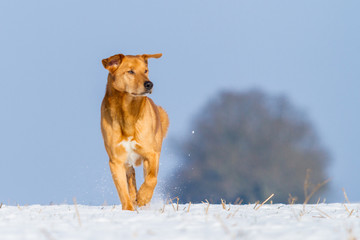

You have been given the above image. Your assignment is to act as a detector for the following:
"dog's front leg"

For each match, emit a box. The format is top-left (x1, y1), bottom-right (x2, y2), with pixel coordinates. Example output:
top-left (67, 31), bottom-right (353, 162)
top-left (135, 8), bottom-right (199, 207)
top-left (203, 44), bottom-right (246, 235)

top-left (109, 160), bottom-right (134, 211)
top-left (137, 152), bottom-right (160, 207)
top-left (126, 166), bottom-right (137, 206)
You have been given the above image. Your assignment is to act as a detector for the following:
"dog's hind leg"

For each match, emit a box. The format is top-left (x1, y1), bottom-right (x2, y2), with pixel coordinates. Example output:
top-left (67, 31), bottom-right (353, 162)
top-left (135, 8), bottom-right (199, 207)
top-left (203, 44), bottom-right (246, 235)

top-left (136, 152), bottom-right (160, 207)
top-left (126, 166), bottom-right (137, 206)
top-left (109, 160), bottom-right (134, 211)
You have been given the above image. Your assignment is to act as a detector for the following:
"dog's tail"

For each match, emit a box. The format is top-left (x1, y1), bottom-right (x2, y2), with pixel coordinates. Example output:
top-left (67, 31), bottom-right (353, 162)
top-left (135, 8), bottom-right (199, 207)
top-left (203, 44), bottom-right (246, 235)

top-left (158, 106), bottom-right (169, 138)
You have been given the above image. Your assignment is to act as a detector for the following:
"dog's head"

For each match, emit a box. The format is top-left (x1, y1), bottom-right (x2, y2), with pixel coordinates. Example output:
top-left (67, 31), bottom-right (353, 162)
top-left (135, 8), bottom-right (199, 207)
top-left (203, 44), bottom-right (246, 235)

top-left (102, 53), bottom-right (162, 96)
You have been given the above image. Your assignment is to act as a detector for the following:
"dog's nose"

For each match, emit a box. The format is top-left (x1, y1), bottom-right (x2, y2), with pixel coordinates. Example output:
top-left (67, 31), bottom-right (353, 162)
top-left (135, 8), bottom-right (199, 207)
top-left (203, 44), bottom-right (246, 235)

top-left (144, 81), bottom-right (153, 90)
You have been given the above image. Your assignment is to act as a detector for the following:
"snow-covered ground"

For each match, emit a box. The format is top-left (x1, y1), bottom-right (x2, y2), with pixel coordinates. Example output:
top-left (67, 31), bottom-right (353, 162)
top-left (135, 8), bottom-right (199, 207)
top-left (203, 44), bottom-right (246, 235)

top-left (0, 203), bottom-right (359, 240)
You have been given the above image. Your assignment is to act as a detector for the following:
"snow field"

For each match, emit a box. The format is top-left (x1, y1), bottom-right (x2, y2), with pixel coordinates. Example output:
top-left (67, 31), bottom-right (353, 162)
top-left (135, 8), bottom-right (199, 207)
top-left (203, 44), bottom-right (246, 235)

top-left (0, 203), bottom-right (359, 240)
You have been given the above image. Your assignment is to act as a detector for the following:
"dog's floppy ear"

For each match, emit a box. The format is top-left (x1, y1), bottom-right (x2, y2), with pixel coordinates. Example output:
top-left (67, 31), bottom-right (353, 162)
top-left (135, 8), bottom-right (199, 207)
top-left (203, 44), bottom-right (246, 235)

top-left (102, 54), bottom-right (124, 73)
top-left (142, 53), bottom-right (162, 61)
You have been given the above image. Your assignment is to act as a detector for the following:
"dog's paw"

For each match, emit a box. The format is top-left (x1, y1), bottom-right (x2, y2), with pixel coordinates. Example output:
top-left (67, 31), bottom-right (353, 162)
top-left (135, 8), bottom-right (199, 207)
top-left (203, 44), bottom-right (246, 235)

top-left (136, 193), bottom-right (151, 207)
top-left (136, 198), bottom-right (148, 207)
top-left (122, 203), bottom-right (135, 211)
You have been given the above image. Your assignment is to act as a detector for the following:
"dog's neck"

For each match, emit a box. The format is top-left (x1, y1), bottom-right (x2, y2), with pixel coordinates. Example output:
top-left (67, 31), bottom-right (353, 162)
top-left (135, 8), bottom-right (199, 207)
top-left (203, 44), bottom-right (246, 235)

top-left (105, 81), bottom-right (146, 132)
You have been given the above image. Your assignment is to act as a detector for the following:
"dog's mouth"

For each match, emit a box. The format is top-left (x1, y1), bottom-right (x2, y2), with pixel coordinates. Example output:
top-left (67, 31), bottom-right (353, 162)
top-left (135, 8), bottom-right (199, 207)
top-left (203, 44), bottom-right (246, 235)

top-left (130, 91), bottom-right (152, 97)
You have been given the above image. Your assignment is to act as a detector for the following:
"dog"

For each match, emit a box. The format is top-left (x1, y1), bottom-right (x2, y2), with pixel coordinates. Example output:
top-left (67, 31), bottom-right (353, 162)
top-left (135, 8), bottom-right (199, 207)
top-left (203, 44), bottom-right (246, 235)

top-left (101, 53), bottom-right (169, 210)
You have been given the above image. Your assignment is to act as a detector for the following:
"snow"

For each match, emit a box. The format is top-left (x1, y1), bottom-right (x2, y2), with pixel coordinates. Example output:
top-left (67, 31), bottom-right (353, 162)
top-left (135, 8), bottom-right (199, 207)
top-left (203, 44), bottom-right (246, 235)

top-left (0, 203), bottom-right (359, 239)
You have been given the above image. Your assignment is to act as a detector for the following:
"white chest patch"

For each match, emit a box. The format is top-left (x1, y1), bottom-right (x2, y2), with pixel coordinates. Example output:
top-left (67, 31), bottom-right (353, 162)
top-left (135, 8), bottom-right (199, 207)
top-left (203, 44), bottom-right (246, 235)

top-left (118, 137), bottom-right (140, 167)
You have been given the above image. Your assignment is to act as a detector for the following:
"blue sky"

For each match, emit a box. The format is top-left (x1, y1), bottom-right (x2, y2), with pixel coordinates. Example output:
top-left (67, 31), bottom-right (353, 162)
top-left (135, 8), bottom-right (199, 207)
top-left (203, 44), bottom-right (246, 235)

top-left (0, 0), bottom-right (359, 204)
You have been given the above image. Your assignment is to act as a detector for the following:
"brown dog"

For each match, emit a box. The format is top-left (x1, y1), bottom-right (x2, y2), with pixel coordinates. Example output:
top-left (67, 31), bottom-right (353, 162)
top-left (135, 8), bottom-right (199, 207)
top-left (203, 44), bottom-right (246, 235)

top-left (101, 53), bottom-right (169, 210)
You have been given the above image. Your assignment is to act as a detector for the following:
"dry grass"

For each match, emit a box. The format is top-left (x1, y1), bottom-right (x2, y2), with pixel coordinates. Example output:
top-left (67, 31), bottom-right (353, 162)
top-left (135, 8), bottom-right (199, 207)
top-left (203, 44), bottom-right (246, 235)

top-left (160, 198), bottom-right (173, 213)
top-left (226, 207), bottom-right (240, 219)
top-left (303, 169), bottom-right (330, 211)
top-left (169, 198), bottom-right (176, 212)
top-left (255, 193), bottom-right (274, 210)
top-left (220, 199), bottom-right (231, 211)
top-left (175, 197), bottom-right (179, 211)
top-left (343, 188), bottom-right (350, 204)
top-left (168, 197), bottom-right (180, 212)
top-left (201, 199), bottom-right (210, 214)
top-left (160, 204), bottom-right (165, 213)
top-left (315, 207), bottom-right (332, 219)
top-left (234, 197), bottom-right (241, 205)
top-left (221, 199), bottom-right (226, 210)
top-left (342, 188), bottom-right (355, 217)
top-left (160, 200), bottom-right (167, 213)
top-left (73, 197), bottom-right (82, 227)
top-left (0, 203), bottom-right (2, 209)
top-left (253, 201), bottom-right (260, 209)
top-left (187, 202), bottom-right (191, 212)
top-left (288, 194), bottom-right (297, 205)
top-left (344, 204), bottom-right (351, 214)
top-left (287, 169), bottom-right (331, 219)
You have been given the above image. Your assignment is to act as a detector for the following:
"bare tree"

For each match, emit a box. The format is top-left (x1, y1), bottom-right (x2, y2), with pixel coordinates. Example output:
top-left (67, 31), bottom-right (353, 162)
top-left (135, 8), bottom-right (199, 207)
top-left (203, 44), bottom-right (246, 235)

top-left (168, 89), bottom-right (330, 203)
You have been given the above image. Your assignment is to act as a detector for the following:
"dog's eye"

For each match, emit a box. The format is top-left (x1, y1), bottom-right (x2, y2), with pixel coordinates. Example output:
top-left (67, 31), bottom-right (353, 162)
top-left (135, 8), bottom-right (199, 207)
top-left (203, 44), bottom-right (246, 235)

top-left (144, 70), bottom-right (148, 73)
top-left (128, 70), bottom-right (135, 74)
